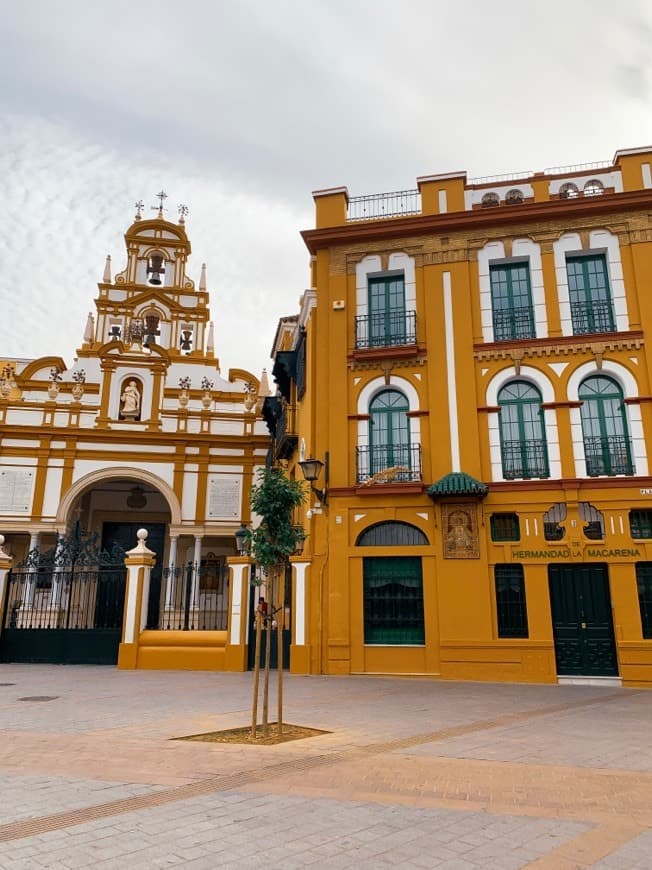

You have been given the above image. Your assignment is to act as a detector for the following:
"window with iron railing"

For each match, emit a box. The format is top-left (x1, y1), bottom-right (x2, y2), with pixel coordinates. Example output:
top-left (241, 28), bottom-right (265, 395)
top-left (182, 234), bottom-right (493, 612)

top-left (579, 376), bottom-right (634, 476)
top-left (356, 274), bottom-right (416, 350)
top-left (567, 255), bottom-right (616, 335)
top-left (490, 263), bottom-right (535, 341)
top-left (498, 381), bottom-right (550, 480)
top-left (494, 564), bottom-right (529, 638)
top-left (357, 389), bottom-right (421, 483)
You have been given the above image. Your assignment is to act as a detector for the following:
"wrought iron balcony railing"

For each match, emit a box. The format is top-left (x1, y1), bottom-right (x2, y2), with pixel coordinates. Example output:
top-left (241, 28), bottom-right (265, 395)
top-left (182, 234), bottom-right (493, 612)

top-left (355, 310), bottom-right (417, 350)
top-left (570, 299), bottom-right (615, 335)
top-left (584, 435), bottom-right (634, 476)
top-left (501, 439), bottom-right (550, 480)
top-left (274, 400), bottom-right (298, 460)
top-left (356, 444), bottom-right (422, 484)
top-left (347, 189), bottom-right (421, 221)
top-left (492, 305), bottom-right (536, 342)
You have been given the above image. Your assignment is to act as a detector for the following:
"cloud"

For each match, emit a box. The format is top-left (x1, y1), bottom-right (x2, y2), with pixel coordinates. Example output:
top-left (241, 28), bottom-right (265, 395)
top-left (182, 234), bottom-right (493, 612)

top-left (1, 0), bottom-right (652, 376)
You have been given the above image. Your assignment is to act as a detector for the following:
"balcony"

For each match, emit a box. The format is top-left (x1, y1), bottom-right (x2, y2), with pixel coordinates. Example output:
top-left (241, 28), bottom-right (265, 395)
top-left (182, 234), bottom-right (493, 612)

top-left (584, 435), bottom-right (634, 476)
top-left (492, 306), bottom-right (536, 342)
top-left (570, 299), bottom-right (615, 335)
top-left (262, 396), bottom-right (298, 461)
top-left (501, 440), bottom-right (550, 480)
top-left (355, 310), bottom-right (417, 350)
top-left (356, 444), bottom-right (422, 484)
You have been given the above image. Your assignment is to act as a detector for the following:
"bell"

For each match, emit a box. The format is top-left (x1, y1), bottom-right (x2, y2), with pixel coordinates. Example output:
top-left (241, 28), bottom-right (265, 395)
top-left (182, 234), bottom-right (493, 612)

top-left (147, 254), bottom-right (164, 285)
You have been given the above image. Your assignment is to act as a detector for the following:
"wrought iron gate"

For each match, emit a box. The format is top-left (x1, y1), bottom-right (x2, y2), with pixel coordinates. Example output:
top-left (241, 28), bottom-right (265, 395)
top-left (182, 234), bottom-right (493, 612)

top-left (0, 529), bottom-right (127, 665)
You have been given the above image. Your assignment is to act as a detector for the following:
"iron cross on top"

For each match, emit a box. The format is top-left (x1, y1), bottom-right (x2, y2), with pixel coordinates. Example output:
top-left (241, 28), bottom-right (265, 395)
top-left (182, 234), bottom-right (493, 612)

top-left (151, 191), bottom-right (168, 216)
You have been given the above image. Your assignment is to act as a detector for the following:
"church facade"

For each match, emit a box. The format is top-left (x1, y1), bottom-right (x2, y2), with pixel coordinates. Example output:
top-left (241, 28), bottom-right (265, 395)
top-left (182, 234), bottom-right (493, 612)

top-left (270, 146), bottom-right (652, 687)
top-left (0, 202), bottom-right (270, 669)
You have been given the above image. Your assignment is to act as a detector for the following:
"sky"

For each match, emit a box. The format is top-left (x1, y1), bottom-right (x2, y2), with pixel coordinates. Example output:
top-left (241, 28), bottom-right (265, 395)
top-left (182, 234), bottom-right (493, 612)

top-left (1, 0), bottom-right (651, 379)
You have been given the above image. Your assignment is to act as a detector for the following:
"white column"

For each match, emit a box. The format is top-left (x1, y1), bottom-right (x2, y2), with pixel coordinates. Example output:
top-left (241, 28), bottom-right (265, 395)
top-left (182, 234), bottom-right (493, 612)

top-left (191, 535), bottom-right (202, 609)
top-left (229, 562), bottom-right (248, 645)
top-left (164, 536), bottom-right (178, 609)
top-left (22, 532), bottom-right (40, 607)
top-left (123, 529), bottom-right (156, 643)
top-left (292, 561), bottom-right (309, 645)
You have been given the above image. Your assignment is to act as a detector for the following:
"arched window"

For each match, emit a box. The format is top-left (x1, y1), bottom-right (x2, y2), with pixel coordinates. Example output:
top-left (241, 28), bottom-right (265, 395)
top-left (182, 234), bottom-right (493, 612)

top-left (559, 182), bottom-right (580, 199)
top-left (498, 381), bottom-right (549, 479)
top-left (481, 192), bottom-right (499, 208)
top-left (579, 376), bottom-right (634, 475)
top-left (367, 389), bottom-right (413, 480)
top-left (505, 189), bottom-right (524, 205)
top-left (147, 252), bottom-right (165, 285)
top-left (357, 521), bottom-right (429, 547)
top-left (583, 179), bottom-right (604, 197)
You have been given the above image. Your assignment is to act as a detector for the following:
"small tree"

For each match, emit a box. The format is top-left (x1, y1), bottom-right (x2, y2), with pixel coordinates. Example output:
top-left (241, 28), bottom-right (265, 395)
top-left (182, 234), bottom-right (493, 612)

top-left (247, 467), bottom-right (305, 737)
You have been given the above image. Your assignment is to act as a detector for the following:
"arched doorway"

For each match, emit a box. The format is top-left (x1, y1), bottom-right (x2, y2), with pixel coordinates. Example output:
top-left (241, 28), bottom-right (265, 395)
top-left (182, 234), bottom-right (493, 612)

top-left (0, 475), bottom-right (173, 665)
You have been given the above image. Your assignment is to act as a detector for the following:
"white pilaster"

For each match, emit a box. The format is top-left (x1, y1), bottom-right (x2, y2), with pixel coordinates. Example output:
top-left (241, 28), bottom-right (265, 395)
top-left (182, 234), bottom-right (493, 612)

top-left (293, 561), bottom-right (309, 645)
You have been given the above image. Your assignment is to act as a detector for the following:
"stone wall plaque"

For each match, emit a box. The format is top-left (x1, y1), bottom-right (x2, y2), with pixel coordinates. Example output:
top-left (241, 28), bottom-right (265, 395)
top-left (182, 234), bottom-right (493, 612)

top-left (0, 468), bottom-right (34, 513)
top-left (441, 502), bottom-right (480, 559)
top-left (207, 473), bottom-right (242, 520)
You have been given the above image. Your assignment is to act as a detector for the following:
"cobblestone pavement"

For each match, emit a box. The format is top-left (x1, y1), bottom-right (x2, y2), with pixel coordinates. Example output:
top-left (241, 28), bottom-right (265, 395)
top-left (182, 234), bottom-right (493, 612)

top-left (0, 666), bottom-right (651, 868)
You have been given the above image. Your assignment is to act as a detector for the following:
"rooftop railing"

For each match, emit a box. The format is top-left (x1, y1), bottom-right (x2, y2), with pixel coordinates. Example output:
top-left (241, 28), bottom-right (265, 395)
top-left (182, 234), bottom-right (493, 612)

top-left (347, 189), bottom-right (421, 222)
top-left (468, 170), bottom-right (534, 185)
top-left (544, 160), bottom-right (613, 176)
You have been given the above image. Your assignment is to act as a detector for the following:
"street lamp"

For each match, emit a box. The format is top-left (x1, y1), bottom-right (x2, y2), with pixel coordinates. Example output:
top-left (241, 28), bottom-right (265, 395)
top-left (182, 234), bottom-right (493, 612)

top-left (298, 456), bottom-right (327, 505)
top-left (292, 526), bottom-right (307, 556)
top-left (234, 524), bottom-right (251, 556)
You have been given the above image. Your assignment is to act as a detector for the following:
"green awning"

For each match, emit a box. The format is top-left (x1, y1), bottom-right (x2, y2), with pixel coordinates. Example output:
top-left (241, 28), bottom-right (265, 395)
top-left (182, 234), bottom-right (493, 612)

top-left (426, 472), bottom-right (488, 499)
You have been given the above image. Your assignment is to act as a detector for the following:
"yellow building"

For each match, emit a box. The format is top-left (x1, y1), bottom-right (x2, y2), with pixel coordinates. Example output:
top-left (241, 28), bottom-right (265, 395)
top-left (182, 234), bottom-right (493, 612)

top-left (0, 201), bottom-right (271, 670)
top-left (270, 147), bottom-right (652, 687)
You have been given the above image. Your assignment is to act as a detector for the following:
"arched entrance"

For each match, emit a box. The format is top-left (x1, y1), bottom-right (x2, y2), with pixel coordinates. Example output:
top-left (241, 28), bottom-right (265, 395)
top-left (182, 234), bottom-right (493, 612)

top-left (0, 473), bottom-right (174, 665)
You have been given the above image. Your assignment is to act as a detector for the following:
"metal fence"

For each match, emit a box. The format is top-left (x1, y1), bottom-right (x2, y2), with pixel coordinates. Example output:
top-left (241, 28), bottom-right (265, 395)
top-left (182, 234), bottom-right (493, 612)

top-left (501, 439), bottom-right (550, 480)
top-left (584, 435), bottom-right (634, 477)
top-left (158, 559), bottom-right (229, 631)
top-left (356, 444), bottom-right (422, 484)
top-left (347, 189), bottom-right (421, 221)
top-left (355, 310), bottom-right (417, 349)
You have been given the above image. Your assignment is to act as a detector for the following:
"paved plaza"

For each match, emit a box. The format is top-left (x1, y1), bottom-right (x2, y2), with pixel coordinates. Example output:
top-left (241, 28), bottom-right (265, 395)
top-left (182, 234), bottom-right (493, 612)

top-left (0, 667), bottom-right (651, 868)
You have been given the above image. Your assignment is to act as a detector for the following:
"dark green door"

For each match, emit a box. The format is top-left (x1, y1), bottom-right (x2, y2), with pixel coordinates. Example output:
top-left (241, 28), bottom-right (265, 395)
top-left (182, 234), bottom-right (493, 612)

top-left (548, 564), bottom-right (618, 676)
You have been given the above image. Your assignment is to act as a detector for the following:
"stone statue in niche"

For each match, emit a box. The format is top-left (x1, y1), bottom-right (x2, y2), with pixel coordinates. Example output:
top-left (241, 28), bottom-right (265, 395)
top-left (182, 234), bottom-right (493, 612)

top-left (442, 503), bottom-right (480, 559)
top-left (120, 380), bottom-right (141, 420)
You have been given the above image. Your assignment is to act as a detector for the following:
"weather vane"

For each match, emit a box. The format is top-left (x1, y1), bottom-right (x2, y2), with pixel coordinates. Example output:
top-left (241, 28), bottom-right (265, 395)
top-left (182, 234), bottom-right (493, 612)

top-left (134, 200), bottom-right (144, 220)
top-left (178, 204), bottom-right (189, 223)
top-left (151, 190), bottom-right (168, 218)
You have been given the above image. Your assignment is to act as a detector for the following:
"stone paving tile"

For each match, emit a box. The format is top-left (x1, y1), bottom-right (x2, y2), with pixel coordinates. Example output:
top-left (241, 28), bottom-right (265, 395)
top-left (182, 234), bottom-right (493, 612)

top-left (402, 691), bottom-right (652, 771)
top-left (593, 827), bottom-right (652, 868)
top-left (0, 790), bottom-right (591, 869)
top-left (0, 774), bottom-right (163, 825)
top-left (2, 665), bottom-right (652, 868)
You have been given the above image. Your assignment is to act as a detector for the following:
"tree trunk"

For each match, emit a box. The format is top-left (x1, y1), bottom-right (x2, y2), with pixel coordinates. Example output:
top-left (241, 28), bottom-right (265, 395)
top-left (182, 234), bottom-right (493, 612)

top-left (262, 570), bottom-right (274, 737)
top-left (250, 610), bottom-right (262, 738)
top-left (277, 562), bottom-right (286, 736)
